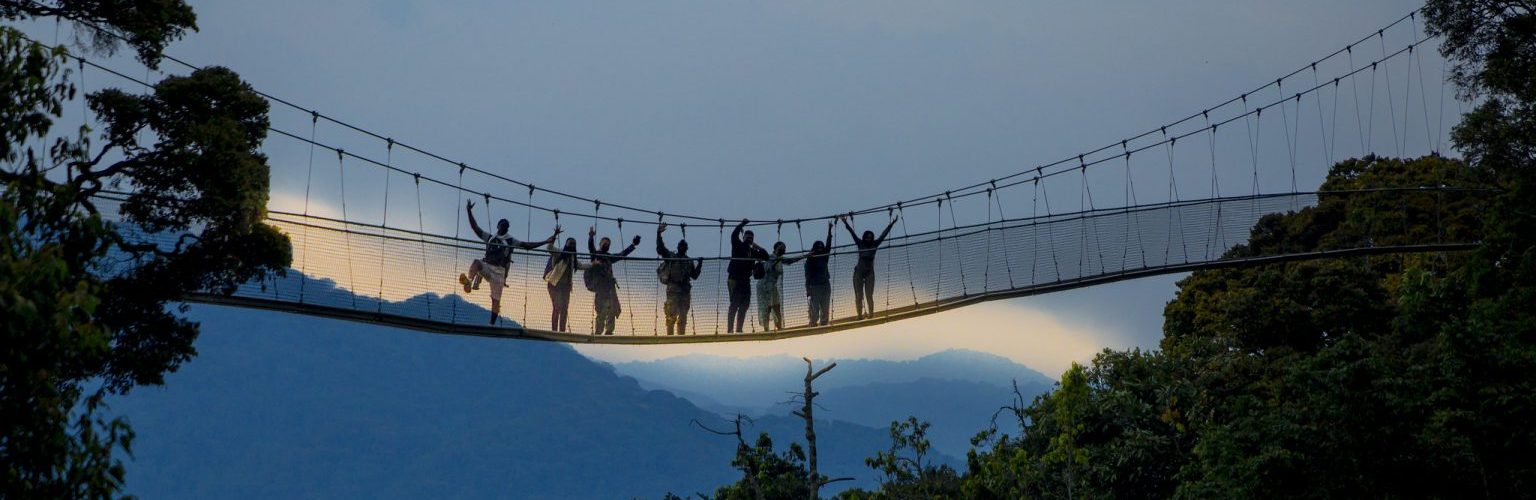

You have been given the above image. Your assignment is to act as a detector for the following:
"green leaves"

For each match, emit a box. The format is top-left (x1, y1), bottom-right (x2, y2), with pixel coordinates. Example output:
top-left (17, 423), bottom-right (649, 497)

top-left (2, 4), bottom-right (287, 497)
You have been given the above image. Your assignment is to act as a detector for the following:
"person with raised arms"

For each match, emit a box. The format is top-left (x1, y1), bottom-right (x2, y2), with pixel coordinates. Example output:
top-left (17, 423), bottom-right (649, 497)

top-left (460, 199), bottom-right (559, 325)
top-left (655, 223), bottom-right (704, 335)
top-left (585, 226), bottom-right (640, 335)
top-left (840, 214), bottom-right (898, 320)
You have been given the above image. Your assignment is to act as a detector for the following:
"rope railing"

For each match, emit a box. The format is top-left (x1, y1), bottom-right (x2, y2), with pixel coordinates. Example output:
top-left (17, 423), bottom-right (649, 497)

top-left (94, 186), bottom-right (1487, 343)
top-left (16, 8), bottom-right (1436, 228)
top-left (19, 5), bottom-right (1473, 344)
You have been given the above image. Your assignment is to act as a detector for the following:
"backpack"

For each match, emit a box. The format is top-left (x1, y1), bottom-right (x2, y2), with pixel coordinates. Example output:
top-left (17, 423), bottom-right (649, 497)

top-left (657, 259), bottom-right (688, 285)
top-left (583, 266), bottom-right (599, 292)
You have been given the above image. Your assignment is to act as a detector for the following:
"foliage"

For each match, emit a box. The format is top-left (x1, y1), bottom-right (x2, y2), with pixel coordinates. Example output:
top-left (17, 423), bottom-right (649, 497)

top-left (1, 3), bottom-right (288, 497)
top-left (681, 2), bottom-right (1536, 499)
top-left (712, 433), bottom-right (816, 500)
top-left (0, 0), bottom-right (197, 68)
top-left (839, 417), bottom-right (962, 499)
top-left (951, 1), bottom-right (1536, 494)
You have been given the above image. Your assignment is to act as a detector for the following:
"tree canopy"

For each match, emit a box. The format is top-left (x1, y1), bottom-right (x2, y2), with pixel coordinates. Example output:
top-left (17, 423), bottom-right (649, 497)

top-left (721, 2), bottom-right (1536, 497)
top-left (1, 2), bottom-right (289, 496)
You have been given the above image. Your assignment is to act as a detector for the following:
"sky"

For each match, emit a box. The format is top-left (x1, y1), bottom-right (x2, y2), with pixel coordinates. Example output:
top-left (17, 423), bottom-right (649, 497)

top-left (27, 0), bottom-right (1449, 375)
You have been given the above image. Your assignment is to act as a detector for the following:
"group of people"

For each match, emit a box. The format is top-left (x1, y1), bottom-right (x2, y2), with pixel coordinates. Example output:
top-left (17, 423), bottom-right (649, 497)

top-left (457, 200), bottom-right (900, 335)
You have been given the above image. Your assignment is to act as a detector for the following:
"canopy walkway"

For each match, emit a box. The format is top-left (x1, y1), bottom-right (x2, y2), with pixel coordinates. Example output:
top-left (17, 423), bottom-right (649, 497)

top-left (101, 187), bottom-right (1483, 344)
top-left (64, 9), bottom-right (1483, 344)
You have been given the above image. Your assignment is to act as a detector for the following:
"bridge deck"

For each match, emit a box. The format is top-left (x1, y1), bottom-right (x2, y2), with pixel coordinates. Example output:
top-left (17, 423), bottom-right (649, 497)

top-left (189, 243), bottom-right (1476, 344)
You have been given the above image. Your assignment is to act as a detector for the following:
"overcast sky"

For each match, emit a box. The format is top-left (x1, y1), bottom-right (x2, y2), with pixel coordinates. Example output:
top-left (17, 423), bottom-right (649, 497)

top-left (33, 0), bottom-right (1449, 375)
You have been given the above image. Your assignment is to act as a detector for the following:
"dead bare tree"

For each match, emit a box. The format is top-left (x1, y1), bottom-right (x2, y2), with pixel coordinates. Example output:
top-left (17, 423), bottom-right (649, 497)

top-left (792, 357), bottom-right (852, 499)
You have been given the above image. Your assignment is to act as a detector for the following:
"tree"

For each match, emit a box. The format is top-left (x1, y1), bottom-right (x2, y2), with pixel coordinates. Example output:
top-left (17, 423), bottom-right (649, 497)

top-left (1420, 1), bottom-right (1536, 494)
top-left (790, 357), bottom-right (849, 499)
top-left (690, 1), bottom-right (1536, 495)
top-left (709, 432), bottom-right (816, 500)
top-left (841, 417), bottom-right (961, 499)
top-left (1, 2), bottom-right (289, 496)
top-left (0, 0), bottom-right (196, 68)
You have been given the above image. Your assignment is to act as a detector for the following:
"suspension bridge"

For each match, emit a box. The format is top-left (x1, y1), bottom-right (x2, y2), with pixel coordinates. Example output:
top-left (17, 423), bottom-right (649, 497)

top-left (58, 10), bottom-right (1485, 343)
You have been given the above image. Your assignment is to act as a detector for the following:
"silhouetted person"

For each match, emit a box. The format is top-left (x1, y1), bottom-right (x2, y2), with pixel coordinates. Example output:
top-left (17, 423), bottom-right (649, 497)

top-left (758, 241), bottom-right (806, 331)
top-left (656, 223), bottom-right (704, 335)
top-left (588, 226), bottom-right (640, 335)
top-left (803, 221), bottom-right (835, 326)
top-left (726, 219), bottom-right (769, 333)
top-left (544, 237), bottom-right (588, 332)
top-left (841, 214), bottom-right (898, 320)
top-left (460, 199), bottom-right (559, 325)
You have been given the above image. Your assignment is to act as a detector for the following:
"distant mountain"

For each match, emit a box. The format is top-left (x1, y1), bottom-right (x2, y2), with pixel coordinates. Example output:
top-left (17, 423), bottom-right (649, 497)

top-left (819, 378), bottom-right (1052, 457)
top-left (611, 350), bottom-right (1057, 456)
top-left (110, 279), bottom-right (949, 498)
top-left (614, 350), bottom-right (1053, 413)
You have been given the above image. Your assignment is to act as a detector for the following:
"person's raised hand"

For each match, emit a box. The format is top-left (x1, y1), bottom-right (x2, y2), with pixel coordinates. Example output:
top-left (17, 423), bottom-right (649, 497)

top-left (466, 199), bottom-right (475, 210)
top-left (588, 226), bottom-right (597, 237)
top-left (631, 235), bottom-right (642, 245)
top-left (658, 223), bottom-right (669, 233)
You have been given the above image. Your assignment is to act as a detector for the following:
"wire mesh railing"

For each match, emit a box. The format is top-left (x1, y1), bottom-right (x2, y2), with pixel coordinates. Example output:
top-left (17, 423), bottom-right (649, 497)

top-left (98, 187), bottom-right (1485, 343)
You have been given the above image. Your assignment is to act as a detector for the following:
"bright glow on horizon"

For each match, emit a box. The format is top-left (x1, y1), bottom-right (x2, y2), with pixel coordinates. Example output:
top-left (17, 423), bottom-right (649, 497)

top-left (573, 300), bottom-right (1137, 377)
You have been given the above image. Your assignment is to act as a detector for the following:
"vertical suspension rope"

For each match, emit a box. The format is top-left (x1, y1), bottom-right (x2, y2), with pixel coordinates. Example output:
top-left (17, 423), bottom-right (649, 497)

top-left (983, 189), bottom-right (994, 293)
top-left (1402, 44), bottom-right (1416, 155)
top-left (992, 182), bottom-right (1017, 288)
top-left (1081, 160), bottom-right (1107, 275)
top-left (898, 205), bottom-right (917, 306)
top-left (299, 113), bottom-right (319, 303)
top-left (1077, 159), bottom-right (1088, 276)
top-left (795, 221), bottom-right (805, 253)
top-left (1163, 132), bottom-right (1187, 264)
top-left (1039, 176), bottom-right (1062, 279)
top-left (746, 220), bottom-right (756, 333)
top-left (946, 193), bottom-right (967, 296)
top-left (1241, 96), bottom-right (1259, 196)
top-left (652, 215), bottom-right (660, 336)
top-left (1436, 48), bottom-right (1448, 154)
top-left (1279, 82), bottom-right (1300, 198)
top-left (524, 186), bottom-right (534, 326)
top-left (551, 209), bottom-right (560, 330)
top-left (1414, 40), bottom-right (1434, 152)
top-left (1030, 177), bottom-right (1042, 284)
top-left (1123, 144), bottom-right (1147, 268)
top-left (377, 140), bottom-right (393, 314)
top-left (715, 219), bottom-right (724, 334)
top-left (1381, 32), bottom-right (1402, 156)
top-left (829, 215), bottom-right (839, 316)
top-left (592, 202), bottom-right (603, 333)
top-left (336, 149), bottom-right (358, 309)
top-left (687, 223), bottom-right (697, 335)
top-left (1349, 46), bottom-right (1368, 156)
top-left (482, 193), bottom-right (492, 321)
top-left (1332, 77), bottom-right (1343, 162)
top-left (1368, 58), bottom-right (1379, 155)
top-left (451, 164), bottom-right (466, 324)
top-left (1214, 112), bottom-right (1231, 259)
top-left (413, 173), bottom-right (432, 320)
top-left (1314, 65), bottom-right (1333, 166)
top-left (934, 200), bottom-right (944, 299)
top-left (883, 211), bottom-right (892, 314)
top-left (651, 214), bottom-right (663, 334)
